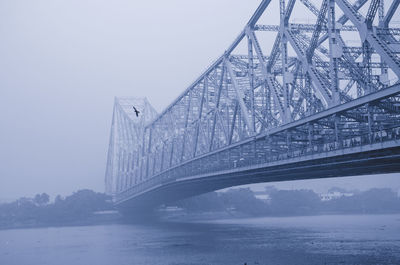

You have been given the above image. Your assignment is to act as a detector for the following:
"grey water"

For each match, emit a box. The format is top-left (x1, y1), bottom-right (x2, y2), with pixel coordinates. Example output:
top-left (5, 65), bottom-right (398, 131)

top-left (1, 214), bottom-right (399, 265)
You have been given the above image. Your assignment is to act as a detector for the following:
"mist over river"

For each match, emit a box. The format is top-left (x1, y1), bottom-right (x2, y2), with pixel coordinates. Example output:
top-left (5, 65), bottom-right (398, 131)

top-left (1, 214), bottom-right (399, 265)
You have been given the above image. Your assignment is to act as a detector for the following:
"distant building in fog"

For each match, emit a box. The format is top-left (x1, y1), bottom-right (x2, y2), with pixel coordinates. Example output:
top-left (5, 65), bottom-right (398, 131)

top-left (318, 187), bottom-right (355, 201)
top-left (319, 191), bottom-right (354, 201)
top-left (253, 191), bottom-right (271, 202)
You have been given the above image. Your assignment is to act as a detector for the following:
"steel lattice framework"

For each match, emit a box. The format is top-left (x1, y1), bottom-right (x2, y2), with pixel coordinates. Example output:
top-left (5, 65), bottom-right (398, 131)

top-left (105, 98), bottom-right (158, 194)
top-left (106, 0), bottom-right (400, 208)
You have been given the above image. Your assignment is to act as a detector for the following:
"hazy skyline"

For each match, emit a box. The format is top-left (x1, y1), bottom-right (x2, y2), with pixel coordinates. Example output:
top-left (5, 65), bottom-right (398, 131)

top-left (1, 0), bottom-right (399, 201)
top-left (0, 0), bottom-right (262, 200)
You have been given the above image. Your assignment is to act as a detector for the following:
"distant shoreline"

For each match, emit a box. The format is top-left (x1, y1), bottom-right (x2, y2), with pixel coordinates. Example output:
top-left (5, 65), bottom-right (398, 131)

top-left (3, 211), bottom-right (400, 231)
top-left (0, 212), bottom-right (122, 231)
top-left (159, 210), bottom-right (400, 222)
top-left (2, 188), bottom-right (399, 230)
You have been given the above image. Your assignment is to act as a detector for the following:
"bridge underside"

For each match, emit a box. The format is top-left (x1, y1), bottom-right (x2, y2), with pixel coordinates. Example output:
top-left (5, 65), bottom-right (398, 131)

top-left (116, 143), bottom-right (400, 213)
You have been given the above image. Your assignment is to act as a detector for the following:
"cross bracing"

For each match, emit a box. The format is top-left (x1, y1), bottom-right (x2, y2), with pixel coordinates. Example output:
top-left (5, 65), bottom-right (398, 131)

top-left (105, 0), bottom-right (400, 205)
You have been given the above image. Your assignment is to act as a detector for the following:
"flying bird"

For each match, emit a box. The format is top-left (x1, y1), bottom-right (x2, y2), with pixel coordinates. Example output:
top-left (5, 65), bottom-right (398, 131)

top-left (132, 106), bottom-right (140, 117)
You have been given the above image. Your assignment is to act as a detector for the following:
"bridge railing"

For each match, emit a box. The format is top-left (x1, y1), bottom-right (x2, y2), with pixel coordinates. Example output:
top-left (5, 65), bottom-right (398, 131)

top-left (115, 124), bottom-right (400, 203)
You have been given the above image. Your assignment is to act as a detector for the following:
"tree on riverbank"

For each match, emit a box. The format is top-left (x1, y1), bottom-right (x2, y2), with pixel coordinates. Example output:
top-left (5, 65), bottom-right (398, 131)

top-left (1, 187), bottom-right (399, 229)
top-left (0, 190), bottom-right (113, 228)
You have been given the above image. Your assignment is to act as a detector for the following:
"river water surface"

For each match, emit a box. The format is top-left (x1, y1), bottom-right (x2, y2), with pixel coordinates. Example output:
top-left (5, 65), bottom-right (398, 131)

top-left (1, 214), bottom-right (399, 265)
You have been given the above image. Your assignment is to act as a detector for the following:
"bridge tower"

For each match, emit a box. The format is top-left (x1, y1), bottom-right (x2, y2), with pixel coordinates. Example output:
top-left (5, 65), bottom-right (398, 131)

top-left (105, 98), bottom-right (158, 195)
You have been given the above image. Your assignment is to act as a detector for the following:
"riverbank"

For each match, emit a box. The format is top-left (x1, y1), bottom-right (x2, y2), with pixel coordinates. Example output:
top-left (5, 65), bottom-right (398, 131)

top-left (2, 187), bottom-right (400, 230)
top-left (0, 210), bottom-right (123, 231)
top-left (3, 207), bottom-right (400, 231)
top-left (0, 190), bottom-right (116, 230)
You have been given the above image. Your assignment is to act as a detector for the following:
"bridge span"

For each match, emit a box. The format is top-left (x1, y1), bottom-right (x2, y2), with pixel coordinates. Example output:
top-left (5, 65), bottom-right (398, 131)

top-left (105, 0), bottom-right (400, 212)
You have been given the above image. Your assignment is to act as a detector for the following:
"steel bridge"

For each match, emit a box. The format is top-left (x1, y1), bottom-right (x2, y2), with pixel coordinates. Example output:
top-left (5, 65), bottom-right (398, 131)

top-left (105, 0), bottom-right (400, 211)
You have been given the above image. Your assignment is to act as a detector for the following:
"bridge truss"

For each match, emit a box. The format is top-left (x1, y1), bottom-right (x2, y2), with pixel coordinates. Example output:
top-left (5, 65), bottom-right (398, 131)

top-left (106, 0), bottom-right (400, 206)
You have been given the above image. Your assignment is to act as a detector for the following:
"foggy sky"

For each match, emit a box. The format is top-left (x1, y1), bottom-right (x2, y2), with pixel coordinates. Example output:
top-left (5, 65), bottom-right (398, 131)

top-left (0, 0), bottom-right (399, 201)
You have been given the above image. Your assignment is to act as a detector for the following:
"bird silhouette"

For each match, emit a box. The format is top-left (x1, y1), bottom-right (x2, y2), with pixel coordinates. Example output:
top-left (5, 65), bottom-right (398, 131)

top-left (132, 106), bottom-right (140, 117)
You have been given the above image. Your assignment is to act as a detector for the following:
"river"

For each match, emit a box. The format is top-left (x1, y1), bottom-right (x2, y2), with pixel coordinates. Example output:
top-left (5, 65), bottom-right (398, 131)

top-left (1, 214), bottom-right (399, 265)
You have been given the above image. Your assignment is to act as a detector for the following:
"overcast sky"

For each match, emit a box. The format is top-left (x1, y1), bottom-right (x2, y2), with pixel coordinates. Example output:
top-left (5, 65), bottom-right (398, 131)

top-left (0, 0), bottom-right (399, 201)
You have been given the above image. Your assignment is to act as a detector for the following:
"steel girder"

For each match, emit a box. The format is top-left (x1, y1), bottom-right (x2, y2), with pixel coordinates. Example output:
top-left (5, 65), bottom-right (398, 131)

top-left (106, 0), bottom-right (400, 199)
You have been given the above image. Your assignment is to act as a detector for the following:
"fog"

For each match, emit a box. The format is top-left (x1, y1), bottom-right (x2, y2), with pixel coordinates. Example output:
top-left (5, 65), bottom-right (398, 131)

top-left (0, 0), bottom-right (262, 200)
top-left (1, 1), bottom-right (400, 264)
top-left (0, 0), bottom-right (399, 202)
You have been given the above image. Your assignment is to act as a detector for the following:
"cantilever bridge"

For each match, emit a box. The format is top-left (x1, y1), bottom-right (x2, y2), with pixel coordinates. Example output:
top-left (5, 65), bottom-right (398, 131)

top-left (105, 0), bottom-right (400, 211)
